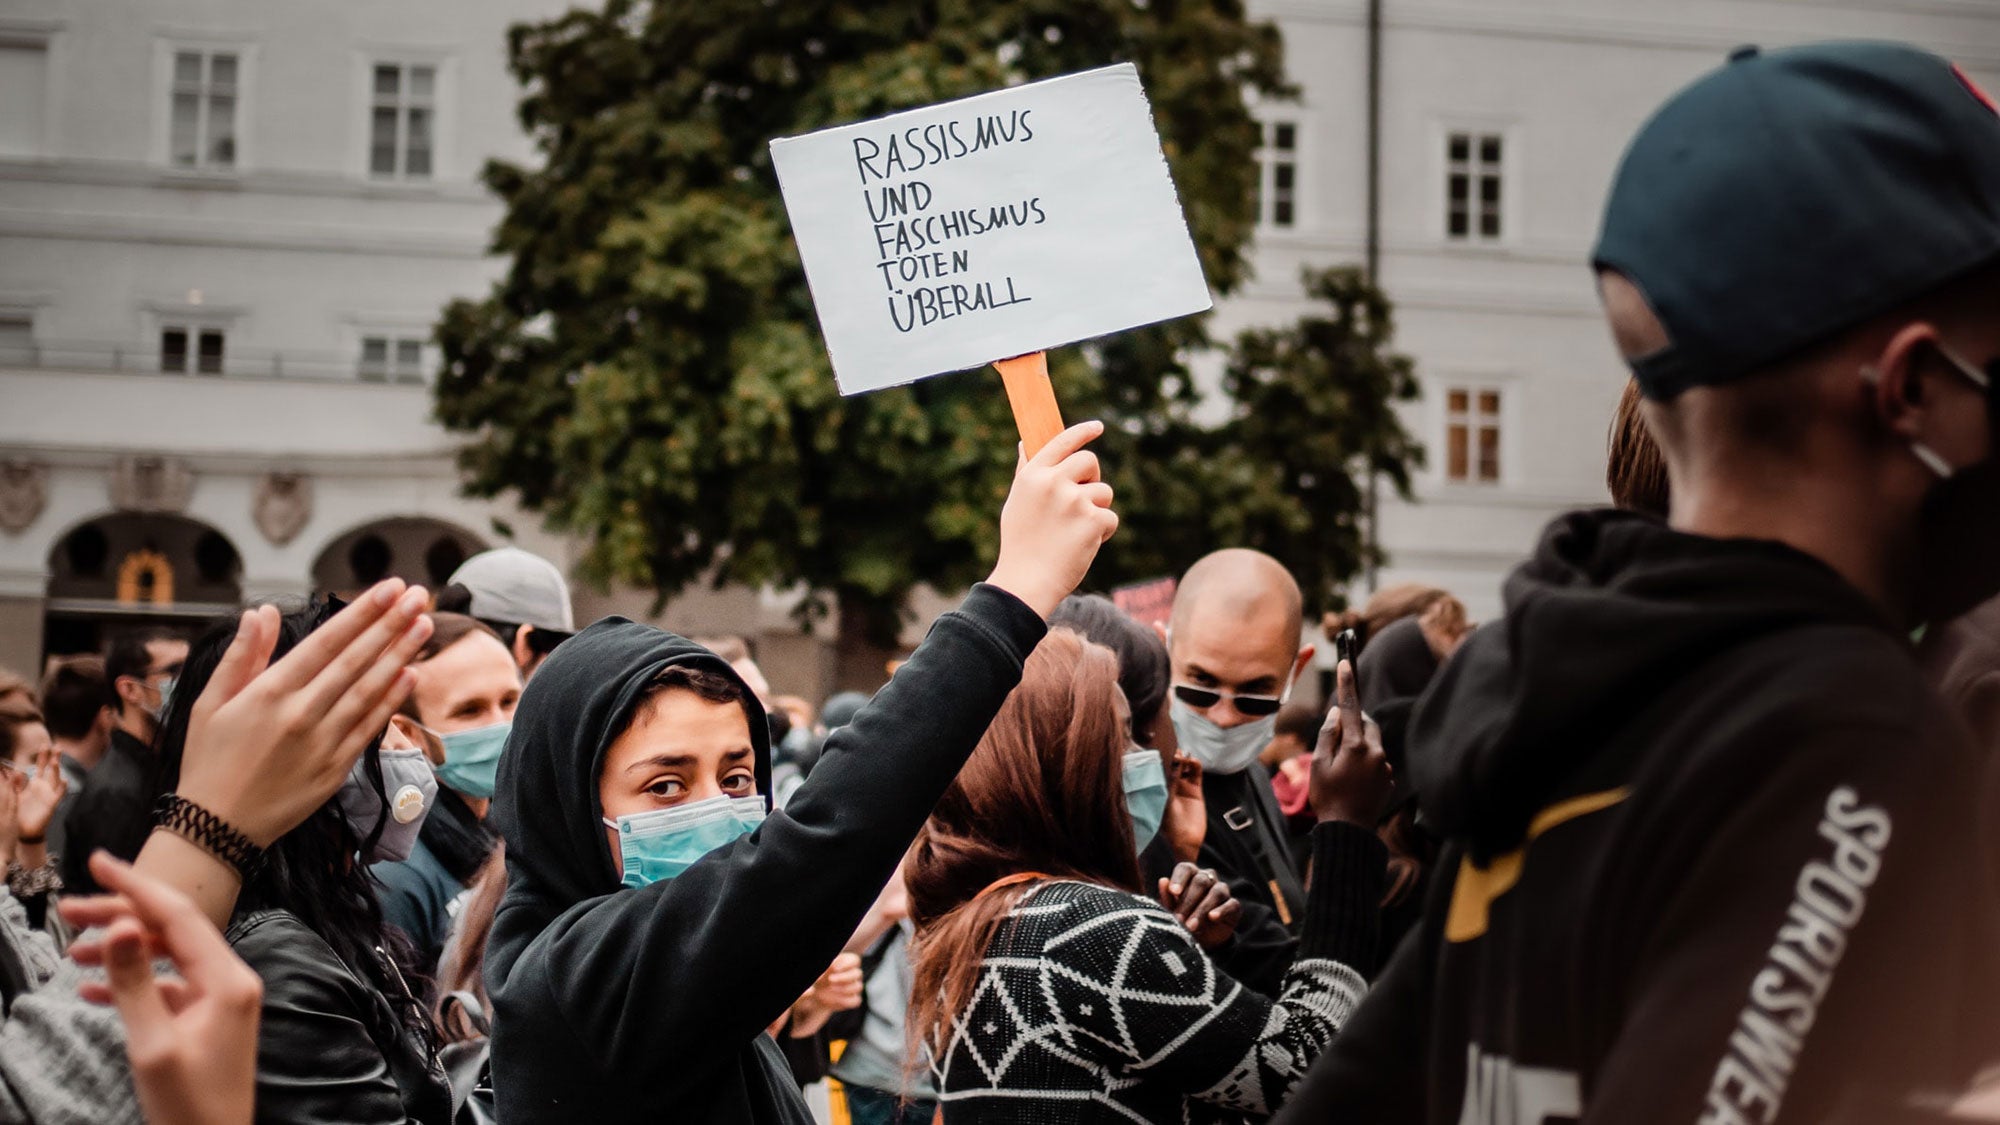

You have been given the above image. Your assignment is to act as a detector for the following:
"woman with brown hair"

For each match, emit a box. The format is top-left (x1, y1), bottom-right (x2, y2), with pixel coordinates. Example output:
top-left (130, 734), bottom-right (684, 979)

top-left (1323, 584), bottom-right (1472, 661)
top-left (907, 629), bottom-right (1389, 1124)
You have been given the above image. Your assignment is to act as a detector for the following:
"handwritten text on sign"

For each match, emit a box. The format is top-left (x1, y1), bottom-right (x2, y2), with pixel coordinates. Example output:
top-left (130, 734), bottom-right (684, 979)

top-left (771, 64), bottom-right (1213, 395)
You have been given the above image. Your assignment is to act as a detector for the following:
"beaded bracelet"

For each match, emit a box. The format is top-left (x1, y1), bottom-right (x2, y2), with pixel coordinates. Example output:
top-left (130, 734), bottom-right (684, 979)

top-left (154, 795), bottom-right (265, 880)
top-left (5, 859), bottom-right (61, 899)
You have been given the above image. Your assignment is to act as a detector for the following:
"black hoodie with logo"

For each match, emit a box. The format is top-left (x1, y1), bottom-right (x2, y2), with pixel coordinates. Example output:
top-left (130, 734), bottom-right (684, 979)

top-left (1276, 511), bottom-right (2000, 1125)
top-left (485, 584), bottom-right (1046, 1124)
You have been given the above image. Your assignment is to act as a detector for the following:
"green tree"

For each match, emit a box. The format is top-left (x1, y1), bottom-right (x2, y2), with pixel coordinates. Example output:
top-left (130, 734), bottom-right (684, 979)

top-left (435, 0), bottom-right (1409, 636)
top-left (1219, 266), bottom-right (1424, 608)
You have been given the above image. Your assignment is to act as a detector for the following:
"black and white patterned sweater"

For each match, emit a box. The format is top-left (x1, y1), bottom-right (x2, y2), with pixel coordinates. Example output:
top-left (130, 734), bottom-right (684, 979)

top-left (932, 822), bottom-right (1386, 1124)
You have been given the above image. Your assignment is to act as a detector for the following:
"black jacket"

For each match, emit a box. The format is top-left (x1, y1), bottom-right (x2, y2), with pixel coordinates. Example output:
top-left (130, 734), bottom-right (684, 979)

top-left (228, 910), bottom-right (452, 1124)
top-left (1189, 763), bottom-right (1311, 995)
top-left (485, 585), bottom-right (1046, 1123)
top-left (1277, 511), bottom-right (2000, 1125)
top-left (59, 728), bottom-right (155, 893)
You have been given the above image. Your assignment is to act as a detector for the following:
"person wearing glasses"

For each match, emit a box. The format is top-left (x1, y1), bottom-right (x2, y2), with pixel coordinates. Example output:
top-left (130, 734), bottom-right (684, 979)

top-left (1164, 548), bottom-right (1395, 995)
top-left (61, 627), bottom-right (188, 894)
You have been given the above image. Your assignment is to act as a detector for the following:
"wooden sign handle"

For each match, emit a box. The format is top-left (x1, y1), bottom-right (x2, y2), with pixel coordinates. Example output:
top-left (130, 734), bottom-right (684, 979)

top-left (994, 351), bottom-right (1064, 458)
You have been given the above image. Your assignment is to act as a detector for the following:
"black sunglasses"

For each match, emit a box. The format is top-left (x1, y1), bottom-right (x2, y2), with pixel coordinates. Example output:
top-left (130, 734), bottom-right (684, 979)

top-left (1171, 682), bottom-right (1288, 717)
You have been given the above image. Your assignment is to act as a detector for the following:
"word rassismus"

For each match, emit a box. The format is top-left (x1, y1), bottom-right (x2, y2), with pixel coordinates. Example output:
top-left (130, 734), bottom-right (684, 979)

top-left (852, 110), bottom-right (1036, 185)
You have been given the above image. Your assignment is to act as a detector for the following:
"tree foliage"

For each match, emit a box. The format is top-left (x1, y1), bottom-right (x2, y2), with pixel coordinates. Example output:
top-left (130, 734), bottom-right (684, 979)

top-left (436, 0), bottom-right (1416, 635)
top-left (1221, 266), bottom-right (1424, 605)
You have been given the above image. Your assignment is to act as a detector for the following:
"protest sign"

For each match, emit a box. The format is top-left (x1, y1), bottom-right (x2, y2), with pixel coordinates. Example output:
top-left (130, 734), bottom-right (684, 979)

top-left (1111, 576), bottom-right (1178, 629)
top-left (770, 62), bottom-right (1212, 445)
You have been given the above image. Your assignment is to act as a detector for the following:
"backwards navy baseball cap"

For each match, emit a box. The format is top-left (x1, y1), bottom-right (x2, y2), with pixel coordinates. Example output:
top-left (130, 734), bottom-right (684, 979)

top-left (1595, 41), bottom-right (2000, 400)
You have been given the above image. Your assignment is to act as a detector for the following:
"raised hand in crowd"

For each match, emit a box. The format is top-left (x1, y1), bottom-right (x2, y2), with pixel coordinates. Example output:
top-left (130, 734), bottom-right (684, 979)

top-left (180, 581), bottom-right (433, 847)
top-left (0, 763), bottom-right (17, 867)
top-left (1162, 751), bottom-right (1206, 864)
top-left (785, 952), bottom-right (865, 1040)
top-left (1310, 660), bottom-right (1393, 827)
top-left (135, 580), bottom-right (433, 930)
top-left (1156, 860), bottom-right (1243, 949)
top-left (8, 746), bottom-right (68, 868)
top-left (985, 420), bottom-right (1120, 620)
top-left (62, 852), bottom-right (262, 1125)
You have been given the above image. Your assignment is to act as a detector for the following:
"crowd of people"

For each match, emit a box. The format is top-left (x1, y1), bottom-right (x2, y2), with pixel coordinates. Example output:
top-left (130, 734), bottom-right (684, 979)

top-left (3, 36), bottom-right (2000, 1125)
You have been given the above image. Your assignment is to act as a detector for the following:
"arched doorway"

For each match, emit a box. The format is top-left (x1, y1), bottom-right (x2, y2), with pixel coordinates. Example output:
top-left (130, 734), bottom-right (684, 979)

top-left (43, 513), bottom-right (245, 656)
top-left (310, 517), bottom-right (487, 600)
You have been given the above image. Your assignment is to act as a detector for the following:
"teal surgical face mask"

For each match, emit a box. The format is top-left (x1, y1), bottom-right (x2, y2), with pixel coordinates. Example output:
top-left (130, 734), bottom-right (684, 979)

top-left (150, 677), bottom-right (176, 723)
top-left (1122, 747), bottom-right (1168, 854)
top-left (603, 795), bottom-right (766, 888)
top-left (428, 721), bottom-right (511, 799)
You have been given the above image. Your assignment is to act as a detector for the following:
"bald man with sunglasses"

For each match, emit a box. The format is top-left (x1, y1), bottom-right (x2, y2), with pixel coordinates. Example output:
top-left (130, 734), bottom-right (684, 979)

top-left (1164, 549), bottom-right (1395, 995)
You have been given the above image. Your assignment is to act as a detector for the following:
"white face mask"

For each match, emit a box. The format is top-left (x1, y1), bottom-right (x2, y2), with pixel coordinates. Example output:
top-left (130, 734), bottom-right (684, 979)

top-left (1170, 697), bottom-right (1278, 775)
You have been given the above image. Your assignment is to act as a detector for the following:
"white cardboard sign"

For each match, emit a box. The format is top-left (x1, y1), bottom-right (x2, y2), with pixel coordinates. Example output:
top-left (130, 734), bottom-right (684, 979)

top-left (770, 63), bottom-right (1213, 395)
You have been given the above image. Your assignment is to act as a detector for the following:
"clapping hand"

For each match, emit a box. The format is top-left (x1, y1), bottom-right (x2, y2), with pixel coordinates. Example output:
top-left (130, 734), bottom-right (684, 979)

top-left (62, 852), bottom-right (262, 1125)
top-left (1158, 862), bottom-right (1244, 949)
top-left (14, 747), bottom-right (67, 847)
top-left (178, 579), bottom-right (433, 847)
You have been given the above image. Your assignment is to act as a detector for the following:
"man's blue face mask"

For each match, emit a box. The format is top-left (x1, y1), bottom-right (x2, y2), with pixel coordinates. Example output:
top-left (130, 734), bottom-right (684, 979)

top-left (428, 721), bottom-right (511, 799)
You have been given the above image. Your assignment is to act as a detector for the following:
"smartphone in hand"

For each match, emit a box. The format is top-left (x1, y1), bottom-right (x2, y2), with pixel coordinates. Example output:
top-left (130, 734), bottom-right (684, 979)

top-left (1334, 628), bottom-right (1361, 713)
top-left (1334, 628), bottom-right (1358, 669)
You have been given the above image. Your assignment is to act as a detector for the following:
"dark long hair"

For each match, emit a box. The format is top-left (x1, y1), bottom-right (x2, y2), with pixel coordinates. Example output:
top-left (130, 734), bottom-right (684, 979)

top-left (145, 598), bottom-right (434, 1048)
top-left (1048, 594), bottom-right (1170, 740)
top-left (906, 629), bottom-right (1140, 1060)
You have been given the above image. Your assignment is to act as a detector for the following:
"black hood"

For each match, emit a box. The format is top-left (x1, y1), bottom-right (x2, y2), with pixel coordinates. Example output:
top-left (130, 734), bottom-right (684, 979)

top-left (488, 617), bottom-right (770, 950)
top-left (1357, 615), bottom-right (1443, 801)
top-left (1358, 616), bottom-right (1440, 715)
top-left (1408, 509), bottom-right (1897, 860)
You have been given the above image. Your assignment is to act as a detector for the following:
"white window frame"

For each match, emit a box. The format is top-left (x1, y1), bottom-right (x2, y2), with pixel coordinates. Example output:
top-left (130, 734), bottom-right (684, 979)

top-left (351, 51), bottom-right (453, 182)
top-left (357, 331), bottom-right (429, 383)
top-left (0, 25), bottom-right (59, 161)
top-left (1437, 381), bottom-right (1509, 486)
top-left (0, 307), bottom-right (35, 366)
top-left (158, 322), bottom-right (228, 376)
top-left (1433, 118), bottom-right (1518, 247)
top-left (153, 38), bottom-right (256, 173)
top-left (143, 301), bottom-right (243, 377)
top-left (367, 61), bottom-right (437, 180)
top-left (1254, 115), bottom-right (1304, 231)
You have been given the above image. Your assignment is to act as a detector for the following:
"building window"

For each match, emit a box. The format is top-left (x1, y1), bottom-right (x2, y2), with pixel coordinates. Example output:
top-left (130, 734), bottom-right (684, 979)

top-left (170, 50), bottom-right (238, 170)
top-left (0, 314), bottom-right (31, 364)
top-left (370, 63), bottom-right (435, 179)
top-left (1446, 131), bottom-right (1502, 241)
top-left (161, 326), bottom-right (225, 375)
top-left (0, 42), bottom-right (48, 157)
top-left (1444, 387), bottom-right (1502, 483)
top-left (359, 335), bottom-right (425, 383)
top-left (1254, 120), bottom-right (1298, 229)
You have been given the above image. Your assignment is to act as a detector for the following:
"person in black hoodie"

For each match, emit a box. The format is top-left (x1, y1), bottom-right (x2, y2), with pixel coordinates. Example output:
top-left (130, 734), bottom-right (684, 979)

top-left (1354, 615), bottom-right (1446, 956)
top-left (484, 421), bottom-right (1120, 1123)
top-left (1277, 42), bottom-right (2000, 1125)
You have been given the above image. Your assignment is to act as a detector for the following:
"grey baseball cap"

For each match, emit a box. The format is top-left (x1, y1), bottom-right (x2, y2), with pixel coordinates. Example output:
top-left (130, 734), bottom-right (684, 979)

top-left (448, 547), bottom-right (575, 633)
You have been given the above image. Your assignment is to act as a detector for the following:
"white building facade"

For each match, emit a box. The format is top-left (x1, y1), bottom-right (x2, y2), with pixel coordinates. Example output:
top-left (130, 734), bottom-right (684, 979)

top-left (1231, 0), bottom-right (2000, 621)
top-left (0, 0), bottom-right (579, 679)
top-left (1, 0), bottom-right (1996, 684)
